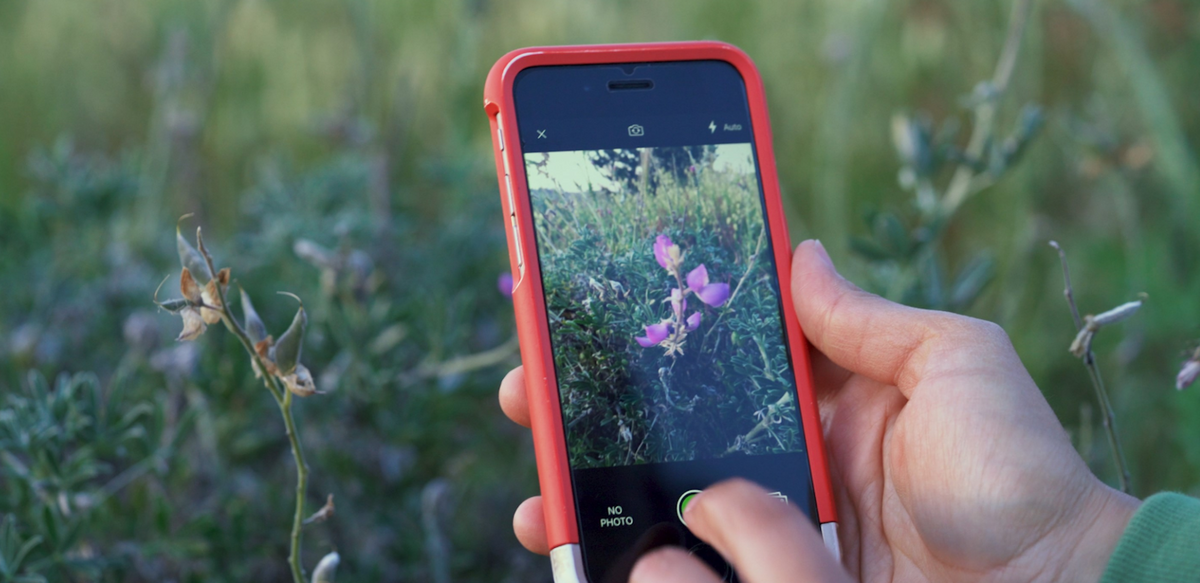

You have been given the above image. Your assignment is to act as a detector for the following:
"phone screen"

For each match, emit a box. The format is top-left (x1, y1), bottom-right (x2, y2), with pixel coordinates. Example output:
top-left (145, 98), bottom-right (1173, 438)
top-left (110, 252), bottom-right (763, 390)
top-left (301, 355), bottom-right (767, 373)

top-left (512, 61), bottom-right (815, 583)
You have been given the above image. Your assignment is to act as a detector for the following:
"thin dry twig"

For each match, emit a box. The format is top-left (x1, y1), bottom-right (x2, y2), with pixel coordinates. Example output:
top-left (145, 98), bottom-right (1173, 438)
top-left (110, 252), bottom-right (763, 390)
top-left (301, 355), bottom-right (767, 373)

top-left (1050, 241), bottom-right (1131, 494)
top-left (303, 494), bottom-right (335, 525)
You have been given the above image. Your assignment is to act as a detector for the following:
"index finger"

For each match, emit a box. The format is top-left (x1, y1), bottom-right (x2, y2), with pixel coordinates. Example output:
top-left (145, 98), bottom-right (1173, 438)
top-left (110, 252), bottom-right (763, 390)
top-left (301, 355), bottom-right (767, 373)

top-left (499, 366), bottom-right (532, 428)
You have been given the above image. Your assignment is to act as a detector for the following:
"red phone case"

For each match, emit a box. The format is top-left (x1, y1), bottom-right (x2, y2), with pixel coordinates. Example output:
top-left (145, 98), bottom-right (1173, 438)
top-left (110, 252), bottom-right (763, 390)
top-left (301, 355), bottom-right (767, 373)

top-left (483, 41), bottom-right (837, 560)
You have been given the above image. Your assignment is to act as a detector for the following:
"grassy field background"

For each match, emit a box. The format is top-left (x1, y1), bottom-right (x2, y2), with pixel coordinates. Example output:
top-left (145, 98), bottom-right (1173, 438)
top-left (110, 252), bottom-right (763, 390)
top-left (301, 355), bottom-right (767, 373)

top-left (1, 0), bottom-right (1198, 581)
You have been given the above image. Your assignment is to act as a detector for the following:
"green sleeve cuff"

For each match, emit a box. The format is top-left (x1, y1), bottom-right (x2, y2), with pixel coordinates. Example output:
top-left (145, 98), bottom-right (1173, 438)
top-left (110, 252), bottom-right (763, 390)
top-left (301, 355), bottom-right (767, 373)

top-left (1100, 492), bottom-right (1200, 583)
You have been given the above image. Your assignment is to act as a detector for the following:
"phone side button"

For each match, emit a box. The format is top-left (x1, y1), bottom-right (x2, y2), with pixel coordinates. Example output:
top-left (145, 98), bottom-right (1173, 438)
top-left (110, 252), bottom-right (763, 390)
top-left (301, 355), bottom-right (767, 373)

top-left (550, 544), bottom-right (588, 583)
top-left (497, 126), bottom-right (505, 151)
top-left (505, 174), bottom-right (517, 218)
top-left (510, 214), bottom-right (524, 269)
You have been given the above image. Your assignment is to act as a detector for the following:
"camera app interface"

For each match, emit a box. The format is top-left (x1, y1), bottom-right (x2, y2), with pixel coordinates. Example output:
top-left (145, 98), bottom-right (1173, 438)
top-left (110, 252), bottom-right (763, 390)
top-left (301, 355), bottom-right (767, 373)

top-left (524, 143), bottom-right (815, 582)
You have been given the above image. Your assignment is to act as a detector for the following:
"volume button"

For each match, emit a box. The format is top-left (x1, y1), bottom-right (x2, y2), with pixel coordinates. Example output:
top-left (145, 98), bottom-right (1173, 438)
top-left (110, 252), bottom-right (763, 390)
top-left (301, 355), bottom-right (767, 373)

top-left (510, 214), bottom-right (524, 268)
top-left (497, 126), bottom-right (505, 151)
top-left (505, 174), bottom-right (517, 217)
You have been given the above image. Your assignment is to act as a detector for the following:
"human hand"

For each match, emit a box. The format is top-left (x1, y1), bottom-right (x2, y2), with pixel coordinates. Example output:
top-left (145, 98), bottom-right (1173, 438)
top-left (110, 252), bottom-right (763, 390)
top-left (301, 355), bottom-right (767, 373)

top-left (499, 240), bottom-right (1138, 582)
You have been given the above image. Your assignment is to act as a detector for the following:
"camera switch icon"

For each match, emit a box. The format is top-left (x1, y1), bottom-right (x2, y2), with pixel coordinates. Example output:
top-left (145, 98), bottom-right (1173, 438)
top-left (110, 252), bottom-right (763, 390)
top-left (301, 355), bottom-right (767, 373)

top-left (627, 124), bottom-right (644, 137)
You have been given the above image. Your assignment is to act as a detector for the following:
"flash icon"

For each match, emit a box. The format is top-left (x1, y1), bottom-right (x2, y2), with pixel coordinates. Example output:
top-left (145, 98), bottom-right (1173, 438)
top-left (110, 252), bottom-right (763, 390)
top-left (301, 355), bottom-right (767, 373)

top-left (708, 121), bottom-right (716, 134)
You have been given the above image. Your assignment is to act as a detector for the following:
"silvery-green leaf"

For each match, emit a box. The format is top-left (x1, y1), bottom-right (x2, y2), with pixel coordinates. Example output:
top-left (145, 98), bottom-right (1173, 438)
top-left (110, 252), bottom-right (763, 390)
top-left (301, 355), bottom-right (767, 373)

top-left (849, 236), bottom-right (893, 262)
top-left (918, 252), bottom-right (945, 310)
top-left (950, 255), bottom-right (996, 309)
top-left (873, 212), bottom-right (911, 258)
top-left (240, 288), bottom-right (268, 343)
top-left (177, 222), bottom-right (212, 282)
top-left (274, 300), bottom-right (307, 376)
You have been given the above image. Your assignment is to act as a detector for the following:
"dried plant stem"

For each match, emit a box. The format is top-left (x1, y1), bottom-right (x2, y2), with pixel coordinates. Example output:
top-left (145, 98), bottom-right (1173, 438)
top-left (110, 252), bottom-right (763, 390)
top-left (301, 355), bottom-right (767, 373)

top-left (281, 391), bottom-right (309, 583)
top-left (1050, 241), bottom-right (1131, 494)
top-left (724, 391), bottom-right (793, 456)
top-left (198, 234), bottom-right (309, 583)
top-left (942, 0), bottom-right (1034, 216)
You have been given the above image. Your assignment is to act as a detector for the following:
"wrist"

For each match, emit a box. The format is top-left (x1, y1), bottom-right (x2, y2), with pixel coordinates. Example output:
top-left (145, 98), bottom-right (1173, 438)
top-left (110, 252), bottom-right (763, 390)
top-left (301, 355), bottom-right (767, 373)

top-left (1051, 483), bottom-right (1140, 583)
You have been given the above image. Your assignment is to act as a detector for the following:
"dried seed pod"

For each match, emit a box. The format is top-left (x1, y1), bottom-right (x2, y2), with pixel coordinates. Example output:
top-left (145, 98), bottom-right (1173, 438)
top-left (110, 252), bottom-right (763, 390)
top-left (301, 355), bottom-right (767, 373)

top-left (152, 274), bottom-right (187, 313)
top-left (177, 217), bottom-right (213, 282)
top-left (1070, 299), bottom-right (1144, 358)
top-left (274, 297), bottom-right (307, 376)
top-left (1092, 300), bottom-right (1142, 326)
top-left (156, 297), bottom-right (191, 314)
top-left (311, 552), bottom-right (340, 583)
top-left (240, 287), bottom-right (268, 343)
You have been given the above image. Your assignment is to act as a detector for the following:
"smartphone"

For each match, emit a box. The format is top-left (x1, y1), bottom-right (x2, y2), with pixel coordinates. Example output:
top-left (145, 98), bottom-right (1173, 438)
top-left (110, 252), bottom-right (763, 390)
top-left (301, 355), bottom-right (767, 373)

top-left (484, 42), bottom-right (837, 582)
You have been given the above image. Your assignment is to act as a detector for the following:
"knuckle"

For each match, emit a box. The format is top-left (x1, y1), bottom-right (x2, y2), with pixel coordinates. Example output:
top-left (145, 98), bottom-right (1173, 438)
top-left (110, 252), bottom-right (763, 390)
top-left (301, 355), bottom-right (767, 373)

top-left (963, 317), bottom-right (1012, 348)
top-left (933, 313), bottom-right (1009, 346)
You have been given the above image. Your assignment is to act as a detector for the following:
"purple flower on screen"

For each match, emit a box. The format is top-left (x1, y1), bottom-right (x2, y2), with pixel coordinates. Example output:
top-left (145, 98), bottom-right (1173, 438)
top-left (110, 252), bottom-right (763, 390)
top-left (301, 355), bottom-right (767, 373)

top-left (654, 235), bottom-right (682, 273)
top-left (635, 235), bottom-right (732, 356)
top-left (686, 264), bottom-right (730, 307)
top-left (636, 323), bottom-right (671, 347)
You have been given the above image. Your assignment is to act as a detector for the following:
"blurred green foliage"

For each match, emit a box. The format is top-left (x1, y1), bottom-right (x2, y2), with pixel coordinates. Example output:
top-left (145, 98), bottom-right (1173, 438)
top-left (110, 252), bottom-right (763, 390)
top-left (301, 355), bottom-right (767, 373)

top-left (1, 0), bottom-right (1199, 580)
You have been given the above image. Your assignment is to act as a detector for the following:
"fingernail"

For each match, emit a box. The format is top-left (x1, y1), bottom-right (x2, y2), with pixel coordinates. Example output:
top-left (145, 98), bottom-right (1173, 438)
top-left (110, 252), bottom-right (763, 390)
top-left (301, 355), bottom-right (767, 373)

top-left (682, 490), bottom-right (704, 521)
top-left (813, 239), bottom-right (833, 268)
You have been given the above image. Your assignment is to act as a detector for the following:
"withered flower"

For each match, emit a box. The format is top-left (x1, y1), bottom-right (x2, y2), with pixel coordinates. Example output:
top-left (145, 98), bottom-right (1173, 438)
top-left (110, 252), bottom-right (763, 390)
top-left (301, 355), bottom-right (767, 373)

top-left (282, 363), bottom-right (317, 397)
top-left (1069, 300), bottom-right (1143, 358)
top-left (154, 269), bottom-right (209, 342)
top-left (200, 268), bottom-right (231, 325)
top-left (178, 307), bottom-right (207, 342)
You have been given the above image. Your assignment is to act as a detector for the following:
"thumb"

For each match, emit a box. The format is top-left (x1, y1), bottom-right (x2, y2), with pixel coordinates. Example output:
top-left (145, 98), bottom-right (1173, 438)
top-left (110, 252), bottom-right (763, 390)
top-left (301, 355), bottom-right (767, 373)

top-left (792, 239), bottom-right (1004, 396)
top-left (681, 478), bottom-right (851, 582)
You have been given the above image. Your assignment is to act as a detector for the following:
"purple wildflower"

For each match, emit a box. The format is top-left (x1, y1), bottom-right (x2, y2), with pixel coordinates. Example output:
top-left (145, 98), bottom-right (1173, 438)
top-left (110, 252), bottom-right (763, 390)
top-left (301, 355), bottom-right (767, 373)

top-left (636, 322), bottom-right (671, 347)
top-left (686, 264), bottom-right (731, 307)
top-left (686, 312), bottom-right (701, 331)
